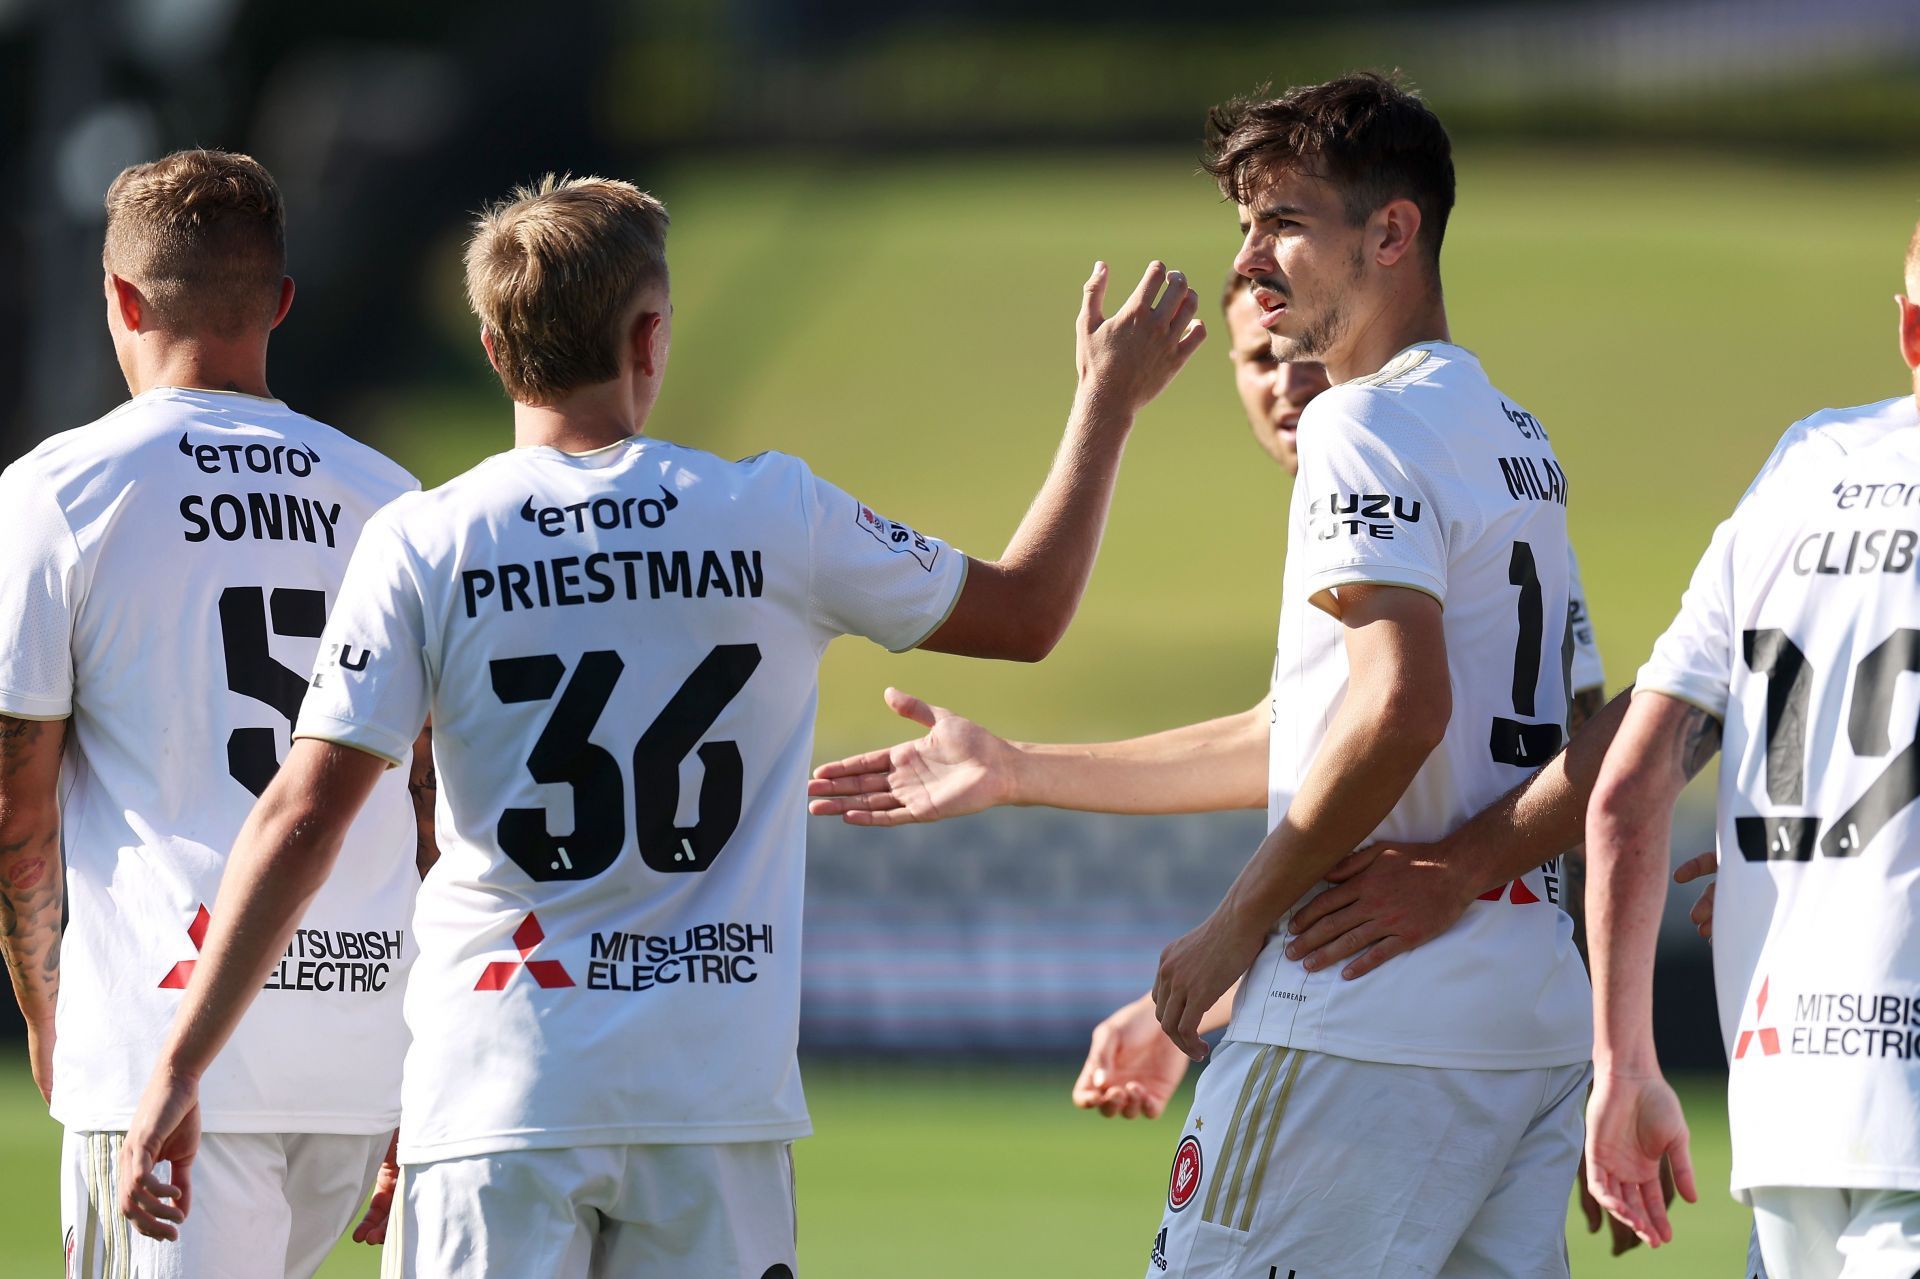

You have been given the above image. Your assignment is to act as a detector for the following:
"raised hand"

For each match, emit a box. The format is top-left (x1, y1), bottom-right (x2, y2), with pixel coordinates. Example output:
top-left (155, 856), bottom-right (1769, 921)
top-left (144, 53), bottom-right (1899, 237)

top-left (1071, 994), bottom-right (1191, 1119)
top-left (1585, 1071), bottom-right (1698, 1248)
top-left (808, 688), bottom-right (1018, 826)
top-left (1672, 851), bottom-right (1718, 940)
top-left (1074, 261), bottom-right (1207, 416)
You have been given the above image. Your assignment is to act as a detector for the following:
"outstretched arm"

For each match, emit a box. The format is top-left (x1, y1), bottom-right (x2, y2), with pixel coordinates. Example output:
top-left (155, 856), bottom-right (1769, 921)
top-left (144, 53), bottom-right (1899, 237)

top-left (118, 738), bottom-right (391, 1238)
top-left (1583, 690), bottom-right (1716, 1247)
top-left (0, 714), bottom-right (66, 1104)
top-left (1153, 585), bottom-right (1450, 1058)
top-left (808, 689), bottom-right (1266, 825)
top-left (920, 262), bottom-right (1205, 662)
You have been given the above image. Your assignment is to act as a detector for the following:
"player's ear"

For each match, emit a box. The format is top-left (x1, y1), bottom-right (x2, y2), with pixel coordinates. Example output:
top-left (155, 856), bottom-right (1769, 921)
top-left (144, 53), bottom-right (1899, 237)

top-left (269, 276), bottom-right (295, 331)
top-left (1897, 294), bottom-right (1920, 371)
top-left (479, 326), bottom-right (502, 374)
top-left (633, 309), bottom-right (667, 379)
top-left (107, 272), bottom-right (144, 332)
top-left (1372, 198), bottom-right (1422, 270)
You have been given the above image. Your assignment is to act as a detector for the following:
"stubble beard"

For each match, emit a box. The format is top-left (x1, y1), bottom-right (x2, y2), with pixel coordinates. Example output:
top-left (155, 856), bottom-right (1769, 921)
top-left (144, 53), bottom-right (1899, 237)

top-left (1272, 245), bottom-right (1368, 364)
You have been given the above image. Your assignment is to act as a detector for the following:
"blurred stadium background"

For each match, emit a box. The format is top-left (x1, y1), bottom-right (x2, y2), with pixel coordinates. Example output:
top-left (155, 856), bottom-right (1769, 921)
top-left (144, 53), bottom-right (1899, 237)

top-left (5, 0), bottom-right (1920, 1273)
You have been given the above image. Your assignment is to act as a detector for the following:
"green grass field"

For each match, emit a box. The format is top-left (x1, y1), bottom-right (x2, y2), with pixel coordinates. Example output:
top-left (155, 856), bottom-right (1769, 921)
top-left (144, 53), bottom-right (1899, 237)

top-left (363, 145), bottom-right (1920, 756)
top-left (0, 1058), bottom-right (1752, 1277)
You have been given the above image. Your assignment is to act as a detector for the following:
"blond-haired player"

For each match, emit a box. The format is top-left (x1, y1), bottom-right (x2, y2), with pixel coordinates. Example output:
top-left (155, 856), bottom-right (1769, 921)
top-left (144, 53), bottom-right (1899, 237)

top-left (116, 174), bottom-right (1204, 1274)
top-left (0, 150), bottom-right (425, 1277)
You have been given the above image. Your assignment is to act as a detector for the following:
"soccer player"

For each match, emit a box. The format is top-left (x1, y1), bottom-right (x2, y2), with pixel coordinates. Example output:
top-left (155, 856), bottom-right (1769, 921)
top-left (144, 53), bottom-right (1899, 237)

top-left (1583, 228), bottom-right (1920, 1273)
top-left (115, 175), bottom-right (1204, 1272)
top-left (818, 73), bottom-right (1593, 1276)
top-left (0, 150), bottom-right (425, 1276)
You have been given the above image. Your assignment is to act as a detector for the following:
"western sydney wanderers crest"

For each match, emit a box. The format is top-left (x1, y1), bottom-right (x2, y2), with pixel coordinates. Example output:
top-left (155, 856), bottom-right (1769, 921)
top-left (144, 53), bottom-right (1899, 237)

top-left (1168, 1133), bottom-right (1204, 1212)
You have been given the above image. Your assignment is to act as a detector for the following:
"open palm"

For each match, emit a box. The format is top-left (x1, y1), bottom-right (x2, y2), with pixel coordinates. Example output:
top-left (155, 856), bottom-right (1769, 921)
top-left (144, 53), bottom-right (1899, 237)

top-left (807, 688), bottom-right (1015, 825)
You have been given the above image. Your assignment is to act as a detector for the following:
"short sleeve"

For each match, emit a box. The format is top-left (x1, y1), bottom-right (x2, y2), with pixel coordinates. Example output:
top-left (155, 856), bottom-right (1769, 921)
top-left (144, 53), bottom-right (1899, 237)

top-left (1294, 394), bottom-right (1450, 611)
top-left (294, 513), bottom-right (431, 766)
top-left (1567, 545), bottom-right (1605, 693)
top-left (805, 472), bottom-right (967, 652)
top-left (1636, 515), bottom-right (1738, 720)
top-left (0, 464), bottom-right (79, 720)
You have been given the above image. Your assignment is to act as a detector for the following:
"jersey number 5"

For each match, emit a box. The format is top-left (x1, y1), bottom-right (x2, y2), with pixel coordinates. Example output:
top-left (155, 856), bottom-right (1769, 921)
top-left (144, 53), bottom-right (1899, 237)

top-left (489, 645), bottom-right (762, 882)
top-left (220, 585), bottom-right (328, 797)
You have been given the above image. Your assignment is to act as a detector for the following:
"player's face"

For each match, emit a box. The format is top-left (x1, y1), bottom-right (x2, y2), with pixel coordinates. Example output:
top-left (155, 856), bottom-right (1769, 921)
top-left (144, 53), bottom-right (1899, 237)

top-left (1225, 288), bottom-right (1329, 476)
top-left (1232, 168), bottom-right (1369, 367)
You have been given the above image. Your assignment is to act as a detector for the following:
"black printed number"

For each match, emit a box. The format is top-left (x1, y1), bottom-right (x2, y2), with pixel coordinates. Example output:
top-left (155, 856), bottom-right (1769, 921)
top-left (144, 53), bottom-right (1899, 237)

top-left (220, 585), bottom-right (327, 796)
top-left (489, 645), bottom-right (762, 882)
top-left (1739, 626), bottom-right (1920, 862)
top-left (1489, 541), bottom-right (1570, 768)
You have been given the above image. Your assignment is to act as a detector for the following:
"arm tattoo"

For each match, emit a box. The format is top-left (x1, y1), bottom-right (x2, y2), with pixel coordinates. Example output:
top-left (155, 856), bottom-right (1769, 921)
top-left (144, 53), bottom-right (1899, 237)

top-left (0, 716), bottom-right (67, 1026)
top-left (1676, 706), bottom-right (1723, 782)
top-left (1567, 686), bottom-right (1606, 738)
top-left (408, 730), bottom-right (439, 879)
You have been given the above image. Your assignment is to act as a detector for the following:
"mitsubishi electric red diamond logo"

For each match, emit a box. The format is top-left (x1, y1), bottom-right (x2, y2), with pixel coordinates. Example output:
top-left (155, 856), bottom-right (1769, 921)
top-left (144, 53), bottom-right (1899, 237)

top-left (1476, 877), bottom-right (1541, 904)
top-left (474, 913), bottom-right (575, 991)
top-left (158, 904), bottom-right (212, 989)
top-left (1734, 976), bottom-right (1782, 1060)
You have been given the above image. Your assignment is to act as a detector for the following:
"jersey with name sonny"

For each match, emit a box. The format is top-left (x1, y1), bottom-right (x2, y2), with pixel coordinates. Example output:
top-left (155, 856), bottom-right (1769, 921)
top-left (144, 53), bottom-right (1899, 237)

top-left (1640, 414), bottom-right (1920, 1198)
top-left (1232, 342), bottom-right (1593, 1070)
top-left (0, 386), bottom-right (420, 1133)
top-left (295, 438), bottom-right (966, 1162)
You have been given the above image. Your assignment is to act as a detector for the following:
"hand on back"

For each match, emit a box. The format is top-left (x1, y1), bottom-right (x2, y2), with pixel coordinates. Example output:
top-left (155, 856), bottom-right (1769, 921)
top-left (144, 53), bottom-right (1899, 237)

top-left (808, 688), bottom-right (1016, 826)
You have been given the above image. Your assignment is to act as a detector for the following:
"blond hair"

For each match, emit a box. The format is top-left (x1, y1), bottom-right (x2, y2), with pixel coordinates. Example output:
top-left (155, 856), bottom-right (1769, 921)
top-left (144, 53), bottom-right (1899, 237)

top-left (464, 175), bottom-right (670, 405)
top-left (102, 149), bottom-right (286, 337)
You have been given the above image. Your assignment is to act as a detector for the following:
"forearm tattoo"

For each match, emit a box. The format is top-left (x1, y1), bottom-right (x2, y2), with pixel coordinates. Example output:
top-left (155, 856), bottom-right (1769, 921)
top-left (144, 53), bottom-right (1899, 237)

top-left (0, 716), bottom-right (65, 1022)
top-left (1676, 706), bottom-right (1723, 782)
top-left (408, 732), bottom-right (439, 879)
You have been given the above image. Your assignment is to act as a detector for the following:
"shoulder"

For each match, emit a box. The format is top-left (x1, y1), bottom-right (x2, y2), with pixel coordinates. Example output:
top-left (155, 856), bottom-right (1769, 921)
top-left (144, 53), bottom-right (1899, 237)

top-left (1751, 397), bottom-right (1917, 495)
top-left (281, 411), bottom-right (420, 497)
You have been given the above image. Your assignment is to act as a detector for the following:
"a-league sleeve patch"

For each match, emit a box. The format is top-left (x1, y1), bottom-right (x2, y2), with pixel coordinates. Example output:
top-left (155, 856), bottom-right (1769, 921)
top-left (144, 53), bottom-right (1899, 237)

top-left (855, 500), bottom-right (939, 571)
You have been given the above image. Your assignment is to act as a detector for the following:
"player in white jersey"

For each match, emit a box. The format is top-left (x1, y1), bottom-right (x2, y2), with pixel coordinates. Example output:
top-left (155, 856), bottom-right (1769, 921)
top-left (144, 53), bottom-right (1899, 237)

top-left (1583, 228), bottom-right (1920, 1274)
top-left (113, 176), bottom-right (1206, 1272)
top-left (0, 150), bottom-right (424, 1277)
top-left (819, 74), bottom-right (1592, 1277)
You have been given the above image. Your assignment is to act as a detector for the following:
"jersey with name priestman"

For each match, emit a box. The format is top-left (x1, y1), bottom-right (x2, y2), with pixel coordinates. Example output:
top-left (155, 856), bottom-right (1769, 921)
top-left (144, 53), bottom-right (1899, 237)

top-left (0, 387), bottom-right (420, 1133)
top-left (1232, 342), bottom-right (1592, 1070)
top-left (1640, 415), bottom-right (1920, 1199)
top-left (294, 437), bottom-right (966, 1162)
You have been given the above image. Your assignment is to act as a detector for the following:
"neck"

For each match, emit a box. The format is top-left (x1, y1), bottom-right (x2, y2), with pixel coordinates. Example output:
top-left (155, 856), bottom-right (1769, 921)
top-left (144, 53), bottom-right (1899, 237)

top-left (512, 381), bottom-right (650, 454)
top-left (126, 335), bottom-right (274, 400)
top-left (1324, 282), bottom-right (1450, 385)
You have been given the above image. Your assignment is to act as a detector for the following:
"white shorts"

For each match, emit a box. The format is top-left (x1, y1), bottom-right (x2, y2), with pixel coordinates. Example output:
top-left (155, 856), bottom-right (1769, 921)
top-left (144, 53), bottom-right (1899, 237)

top-left (384, 1141), bottom-right (798, 1279)
top-left (1146, 1041), bottom-right (1588, 1279)
top-left (60, 1128), bottom-right (387, 1279)
top-left (1750, 1186), bottom-right (1920, 1279)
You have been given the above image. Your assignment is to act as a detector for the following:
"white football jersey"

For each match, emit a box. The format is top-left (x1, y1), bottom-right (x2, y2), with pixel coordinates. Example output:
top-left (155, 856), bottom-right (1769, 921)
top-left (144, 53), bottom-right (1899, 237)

top-left (0, 387), bottom-right (419, 1133)
top-left (294, 437), bottom-right (966, 1162)
top-left (1639, 408), bottom-right (1920, 1198)
top-left (1231, 343), bottom-right (1592, 1069)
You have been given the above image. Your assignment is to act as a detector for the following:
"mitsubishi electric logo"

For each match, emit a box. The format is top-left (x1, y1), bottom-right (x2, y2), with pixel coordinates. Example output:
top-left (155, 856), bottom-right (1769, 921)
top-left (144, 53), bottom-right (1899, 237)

top-left (475, 913), bottom-right (576, 991)
top-left (158, 904), bottom-right (213, 989)
top-left (1735, 977), bottom-right (1782, 1060)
